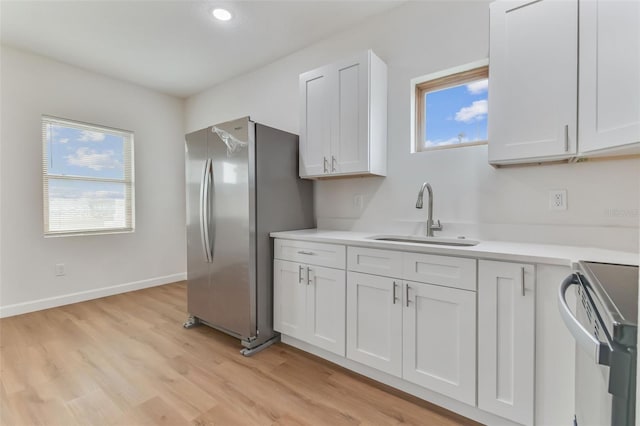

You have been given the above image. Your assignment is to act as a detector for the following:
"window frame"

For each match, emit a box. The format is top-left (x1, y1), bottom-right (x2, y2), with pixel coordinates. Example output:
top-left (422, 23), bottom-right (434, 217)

top-left (412, 61), bottom-right (489, 152)
top-left (42, 115), bottom-right (135, 237)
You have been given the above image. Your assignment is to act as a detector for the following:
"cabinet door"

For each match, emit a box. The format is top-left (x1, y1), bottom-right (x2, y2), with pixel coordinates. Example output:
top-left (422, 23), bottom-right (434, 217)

top-left (332, 51), bottom-right (370, 175)
top-left (299, 66), bottom-right (332, 177)
top-left (578, 0), bottom-right (640, 153)
top-left (273, 260), bottom-right (307, 340)
top-left (306, 265), bottom-right (346, 356)
top-left (346, 271), bottom-right (402, 377)
top-left (402, 281), bottom-right (476, 406)
top-left (488, 0), bottom-right (577, 163)
top-left (478, 260), bottom-right (535, 426)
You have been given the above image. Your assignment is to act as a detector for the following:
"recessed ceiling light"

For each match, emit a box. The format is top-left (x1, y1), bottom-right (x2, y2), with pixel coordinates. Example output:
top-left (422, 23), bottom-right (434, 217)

top-left (212, 8), bottom-right (232, 21)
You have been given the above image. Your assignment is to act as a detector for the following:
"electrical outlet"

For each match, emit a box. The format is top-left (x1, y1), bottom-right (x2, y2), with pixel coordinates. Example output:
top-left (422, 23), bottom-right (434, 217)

top-left (549, 190), bottom-right (568, 210)
top-left (55, 263), bottom-right (65, 276)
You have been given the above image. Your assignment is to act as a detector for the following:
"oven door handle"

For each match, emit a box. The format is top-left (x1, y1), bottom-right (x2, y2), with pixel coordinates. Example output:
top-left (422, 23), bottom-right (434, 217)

top-left (558, 274), bottom-right (609, 366)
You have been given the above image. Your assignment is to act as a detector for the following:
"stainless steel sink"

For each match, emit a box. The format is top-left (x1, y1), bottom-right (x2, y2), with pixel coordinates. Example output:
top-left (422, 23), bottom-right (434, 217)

top-left (368, 235), bottom-right (479, 247)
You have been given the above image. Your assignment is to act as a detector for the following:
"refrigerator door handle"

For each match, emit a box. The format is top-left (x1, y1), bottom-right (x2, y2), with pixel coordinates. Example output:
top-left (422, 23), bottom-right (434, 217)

top-left (200, 158), bottom-right (213, 263)
top-left (205, 158), bottom-right (214, 262)
top-left (199, 158), bottom-right (208, 262)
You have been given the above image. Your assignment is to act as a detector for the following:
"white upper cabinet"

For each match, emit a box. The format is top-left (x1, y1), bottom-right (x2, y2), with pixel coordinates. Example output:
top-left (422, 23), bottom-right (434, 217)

top-left (299, 65), bottom-right (332, 177)
top-left (578, 0), bottom-right (640, 154)
top-left (299, 50), bottom-right (387, 179)
top-left (489, 0), bottom-right (640, 164)
top-left (488, 0), bottom-right (578, 164)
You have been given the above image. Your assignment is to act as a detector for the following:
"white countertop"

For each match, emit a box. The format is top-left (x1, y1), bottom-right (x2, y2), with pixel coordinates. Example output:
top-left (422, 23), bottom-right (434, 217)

top-left (270, 229), bottom-right (639, 267)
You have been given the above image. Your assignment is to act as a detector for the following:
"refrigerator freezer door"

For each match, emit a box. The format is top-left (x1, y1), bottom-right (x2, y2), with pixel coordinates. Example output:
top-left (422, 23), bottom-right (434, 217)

top-left (185, 129), bottom-right (212, 320)
top-left (206, 118), bottom-right (253, 338)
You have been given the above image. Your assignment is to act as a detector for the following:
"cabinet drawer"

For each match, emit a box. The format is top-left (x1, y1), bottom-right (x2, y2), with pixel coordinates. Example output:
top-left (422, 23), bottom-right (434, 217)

top-left (274, 239), bottom-right (345, 269)
top-left (347, 247), bottom-right (402, 278)
top-left (403, 253), bottom-right (476, 291)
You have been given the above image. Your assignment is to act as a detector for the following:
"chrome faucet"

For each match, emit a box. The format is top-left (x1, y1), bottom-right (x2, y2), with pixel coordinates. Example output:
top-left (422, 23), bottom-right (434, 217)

top-left (416, 182), bottom-right (442, 237)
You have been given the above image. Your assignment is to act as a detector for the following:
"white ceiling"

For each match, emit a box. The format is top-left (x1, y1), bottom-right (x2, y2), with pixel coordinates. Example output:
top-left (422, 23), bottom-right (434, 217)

top-left (1, 0), bottom-right (402, 98)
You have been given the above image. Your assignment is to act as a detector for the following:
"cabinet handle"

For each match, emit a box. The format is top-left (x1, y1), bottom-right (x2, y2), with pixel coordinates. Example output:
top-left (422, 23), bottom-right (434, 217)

top-left (405, 284), bottom-right (410, 307)
top-left (298, 265), bottom-right (304, 284)
top-left (307, 267), bottom-right (313, 286)
top-left (323, 157), bottom-right (329, 173)
top-left (331, 156), bottom-right (337, 172)
top-left (297, 250), bottom-right (315, 256)
top-left (392, 281), bottom-right (398, 304)
top-left (521, 267), bottom-right (526, 296)
top-left (564, 124), bottom-right (569, 152)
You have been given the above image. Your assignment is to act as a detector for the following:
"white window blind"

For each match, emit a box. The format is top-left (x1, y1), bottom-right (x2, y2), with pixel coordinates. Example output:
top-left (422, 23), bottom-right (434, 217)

top-left (42, 116), bottom-right (135, 236)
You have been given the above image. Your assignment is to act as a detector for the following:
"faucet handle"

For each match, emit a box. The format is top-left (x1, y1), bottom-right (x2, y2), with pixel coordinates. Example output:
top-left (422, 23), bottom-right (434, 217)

top-left (432, 220), bottom-right (443, 231)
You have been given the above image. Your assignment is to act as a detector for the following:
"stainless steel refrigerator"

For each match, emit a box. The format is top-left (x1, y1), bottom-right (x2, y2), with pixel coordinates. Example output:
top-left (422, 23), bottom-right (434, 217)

top-left (183, 117), bottom-right (314, 355)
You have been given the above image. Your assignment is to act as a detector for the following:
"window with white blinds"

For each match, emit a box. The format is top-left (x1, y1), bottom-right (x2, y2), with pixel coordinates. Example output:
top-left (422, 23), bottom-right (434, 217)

top-left (42, 116), bottom-right (135, 236)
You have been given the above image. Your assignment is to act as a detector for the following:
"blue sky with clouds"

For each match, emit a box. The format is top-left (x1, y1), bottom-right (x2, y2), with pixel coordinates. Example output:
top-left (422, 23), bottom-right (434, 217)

top-left (424, 78), bottom-right (488, 147)
top-left (47, 124), bottom-right (125, 179)
top-left (46, 124), bottom-right (126, 200)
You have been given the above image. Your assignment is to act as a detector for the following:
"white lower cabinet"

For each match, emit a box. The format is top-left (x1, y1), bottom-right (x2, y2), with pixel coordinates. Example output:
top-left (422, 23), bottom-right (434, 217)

top-left (346, 271), bottom-right (402, 376)
top-left (274, 259), bottom-right (346, 356)
top-left (305, 265), bottom-right (346, 355)
top-left (346, 251), bottom-right (477, 405)
top-left (478, 260), bottom-right (535, 426)
top-left (274, 240), bottom-right (549, 425)
top-left (402, 281), bottom-right (476, 406)
top-left (273, 259), bottom-right (308, 339)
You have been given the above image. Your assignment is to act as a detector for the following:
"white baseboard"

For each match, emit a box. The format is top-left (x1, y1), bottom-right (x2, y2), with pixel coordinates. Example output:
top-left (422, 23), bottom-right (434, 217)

top-left (0, 272), bottom-right (186, 318)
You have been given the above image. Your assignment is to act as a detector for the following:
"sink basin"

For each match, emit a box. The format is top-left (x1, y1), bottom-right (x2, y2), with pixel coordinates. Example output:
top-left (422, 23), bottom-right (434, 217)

top-left (368, 235), bottom-right (479, 247)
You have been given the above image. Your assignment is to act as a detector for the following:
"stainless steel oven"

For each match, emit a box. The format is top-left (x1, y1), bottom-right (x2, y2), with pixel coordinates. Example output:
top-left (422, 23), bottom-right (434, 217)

top-left (558, 261), bottom-right (637, 426)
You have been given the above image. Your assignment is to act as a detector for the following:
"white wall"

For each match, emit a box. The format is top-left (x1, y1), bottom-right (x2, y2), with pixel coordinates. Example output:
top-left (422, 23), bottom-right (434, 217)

top-left (186, 1), bottom-right (640, 252)
top-left (0, 46), bottom-right (186, 316)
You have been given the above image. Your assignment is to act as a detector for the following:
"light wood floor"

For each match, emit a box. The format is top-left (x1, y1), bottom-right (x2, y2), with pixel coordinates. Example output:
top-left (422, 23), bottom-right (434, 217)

top-left (0, 282), bottom-right (479, 425)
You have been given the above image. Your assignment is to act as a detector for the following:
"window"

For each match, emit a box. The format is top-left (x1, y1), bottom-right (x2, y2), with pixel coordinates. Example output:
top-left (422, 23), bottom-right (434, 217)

top-left (42, 116), bottom-right (134, 236)
top-left (414, 62), bottom-right (489, 151)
